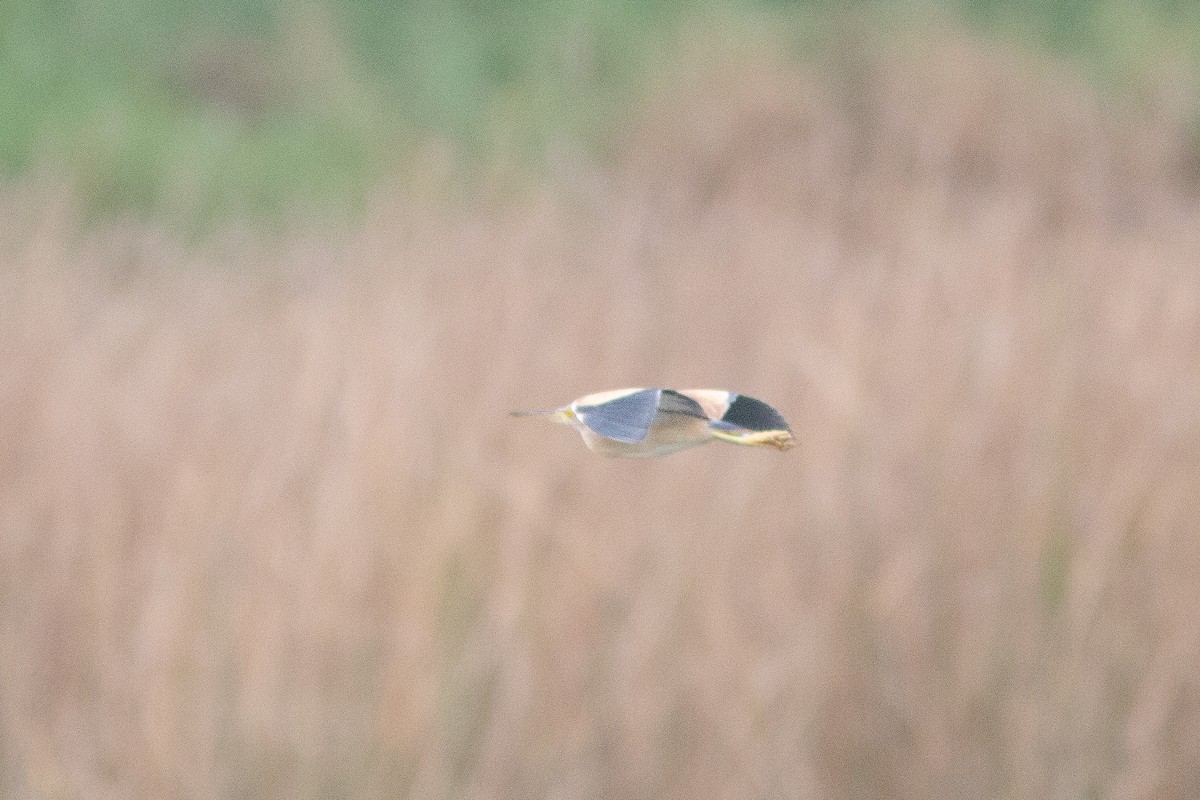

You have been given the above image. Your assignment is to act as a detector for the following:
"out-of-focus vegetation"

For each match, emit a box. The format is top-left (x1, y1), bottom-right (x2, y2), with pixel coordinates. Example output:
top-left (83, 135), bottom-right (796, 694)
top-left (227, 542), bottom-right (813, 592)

top-left (4, 22), bottom-right (1200, 798)
top-left (2, 0), bottom-right (1199, 225)
top-left (4, 5), bottom-right (1200, 799)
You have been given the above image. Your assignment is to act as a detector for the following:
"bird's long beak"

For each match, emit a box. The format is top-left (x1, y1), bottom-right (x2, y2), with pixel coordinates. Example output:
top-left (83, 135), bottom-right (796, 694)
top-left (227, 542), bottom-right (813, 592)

top-left (510, 407), bottom-right (575, 426)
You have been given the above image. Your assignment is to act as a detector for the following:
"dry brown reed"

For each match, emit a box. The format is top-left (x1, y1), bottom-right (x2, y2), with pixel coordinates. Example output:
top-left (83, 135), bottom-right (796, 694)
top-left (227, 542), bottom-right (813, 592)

top-left (3, 31), bottom-right (1200, 800)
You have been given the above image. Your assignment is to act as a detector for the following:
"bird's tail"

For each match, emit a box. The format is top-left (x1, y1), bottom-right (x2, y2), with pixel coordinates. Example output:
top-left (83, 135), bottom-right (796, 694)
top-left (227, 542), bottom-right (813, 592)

top-left (509, 408), bottom-right (559, 417)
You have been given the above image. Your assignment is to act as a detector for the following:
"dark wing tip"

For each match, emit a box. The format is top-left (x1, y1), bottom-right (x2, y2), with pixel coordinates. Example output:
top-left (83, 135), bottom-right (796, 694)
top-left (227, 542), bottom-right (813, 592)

top-left (721, 393), bottom-right (792, 432)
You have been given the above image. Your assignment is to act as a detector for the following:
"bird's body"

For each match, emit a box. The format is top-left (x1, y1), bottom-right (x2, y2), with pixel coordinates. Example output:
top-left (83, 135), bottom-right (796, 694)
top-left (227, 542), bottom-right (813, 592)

top-left (511, 388), bottom-right (794, 457)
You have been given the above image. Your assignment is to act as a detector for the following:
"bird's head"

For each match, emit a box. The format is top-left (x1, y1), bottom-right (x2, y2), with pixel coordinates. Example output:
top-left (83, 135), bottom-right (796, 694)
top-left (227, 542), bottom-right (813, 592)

top-left (509, 406), bottom-right (577, 427)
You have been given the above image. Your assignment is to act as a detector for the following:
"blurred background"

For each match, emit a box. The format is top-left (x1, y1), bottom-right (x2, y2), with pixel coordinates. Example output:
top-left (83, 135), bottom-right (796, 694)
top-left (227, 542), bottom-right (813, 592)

top-left (3, 1), bottom-right (1200, 798)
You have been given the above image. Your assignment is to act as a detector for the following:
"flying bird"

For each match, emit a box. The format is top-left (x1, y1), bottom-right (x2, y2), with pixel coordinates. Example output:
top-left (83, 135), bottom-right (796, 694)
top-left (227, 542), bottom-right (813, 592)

top-left (511, 388), bottom-right (794, 457)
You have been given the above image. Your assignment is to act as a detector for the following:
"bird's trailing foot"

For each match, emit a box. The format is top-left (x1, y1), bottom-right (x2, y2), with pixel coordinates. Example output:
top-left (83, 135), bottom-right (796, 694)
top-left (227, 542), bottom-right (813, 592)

top-left (711, 428), bottom-right (795, 451)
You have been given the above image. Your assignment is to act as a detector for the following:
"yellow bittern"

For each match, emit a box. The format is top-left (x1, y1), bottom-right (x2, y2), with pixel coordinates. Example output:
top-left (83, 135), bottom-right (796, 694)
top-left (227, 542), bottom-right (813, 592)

top-left (511, 388), bottom-right (794, 457)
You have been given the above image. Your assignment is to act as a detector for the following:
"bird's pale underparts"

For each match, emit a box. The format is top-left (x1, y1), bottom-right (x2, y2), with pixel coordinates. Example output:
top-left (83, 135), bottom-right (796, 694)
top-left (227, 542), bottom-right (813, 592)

top-left (511, 388), bottom-right (794, 457)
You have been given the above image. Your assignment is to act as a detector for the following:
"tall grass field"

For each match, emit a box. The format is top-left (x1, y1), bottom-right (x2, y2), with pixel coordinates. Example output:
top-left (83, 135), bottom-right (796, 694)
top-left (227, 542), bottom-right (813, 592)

top-left (3, 6), bottom-right (1200, 799)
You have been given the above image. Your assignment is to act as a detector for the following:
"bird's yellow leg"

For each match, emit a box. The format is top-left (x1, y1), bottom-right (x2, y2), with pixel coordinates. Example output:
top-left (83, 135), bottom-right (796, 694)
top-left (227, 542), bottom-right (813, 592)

top-left (710, 428), bottom-right (795, 451)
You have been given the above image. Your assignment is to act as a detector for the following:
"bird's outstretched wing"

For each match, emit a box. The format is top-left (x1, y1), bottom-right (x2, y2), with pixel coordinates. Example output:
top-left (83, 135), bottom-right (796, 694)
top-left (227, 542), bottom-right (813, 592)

top-left (711, 393), bottom-right (793, 433)
top-left (576, 389), bottom-right (661, 443)
top-left (656, 389), bottom-right (709, 419)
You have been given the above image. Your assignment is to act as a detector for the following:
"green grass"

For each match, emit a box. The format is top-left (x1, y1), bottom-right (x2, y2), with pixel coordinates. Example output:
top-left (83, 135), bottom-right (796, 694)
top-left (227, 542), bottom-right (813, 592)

top-left (2, 0), bottom-right (1198, 225)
